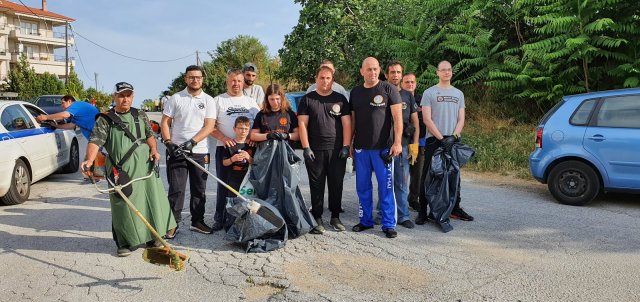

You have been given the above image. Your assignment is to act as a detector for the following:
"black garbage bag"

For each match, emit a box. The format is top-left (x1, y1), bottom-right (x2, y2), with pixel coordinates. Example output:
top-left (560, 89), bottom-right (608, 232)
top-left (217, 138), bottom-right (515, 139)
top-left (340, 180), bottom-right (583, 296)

top-left (425, 143), bottom-right (475, 232)
top-left (224, 197), bottom-right (288, 253)
top-left (248, 140), bottom-right (315, 238)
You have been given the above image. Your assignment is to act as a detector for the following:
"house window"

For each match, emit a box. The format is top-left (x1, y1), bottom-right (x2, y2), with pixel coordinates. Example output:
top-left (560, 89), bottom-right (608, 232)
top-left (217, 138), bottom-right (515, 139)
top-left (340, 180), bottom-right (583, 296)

top-left (19, 21), bottom-right (38, 35)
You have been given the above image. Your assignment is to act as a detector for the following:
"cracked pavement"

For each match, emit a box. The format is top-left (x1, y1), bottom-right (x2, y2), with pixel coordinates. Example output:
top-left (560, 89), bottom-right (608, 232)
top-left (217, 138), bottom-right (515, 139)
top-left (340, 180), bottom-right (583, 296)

top-left (2, 121), bottom-right (640, 301)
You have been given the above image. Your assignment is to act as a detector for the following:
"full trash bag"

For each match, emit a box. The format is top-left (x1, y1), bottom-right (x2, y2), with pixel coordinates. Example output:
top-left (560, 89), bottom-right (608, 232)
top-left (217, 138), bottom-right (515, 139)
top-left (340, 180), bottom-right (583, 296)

top-left (425, 142), bottom-right (475, 232)
top-left (225, 139), bottom-right (315, 252)
top-left (224, 197), bottom-right (287, 253)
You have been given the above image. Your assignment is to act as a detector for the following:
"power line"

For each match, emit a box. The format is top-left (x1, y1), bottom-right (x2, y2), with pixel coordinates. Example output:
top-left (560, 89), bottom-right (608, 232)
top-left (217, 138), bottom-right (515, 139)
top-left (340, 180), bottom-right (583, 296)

top-left (72, 40), bottom-right (92, 82)
top-left (71, 28), bottom-right (195, 63)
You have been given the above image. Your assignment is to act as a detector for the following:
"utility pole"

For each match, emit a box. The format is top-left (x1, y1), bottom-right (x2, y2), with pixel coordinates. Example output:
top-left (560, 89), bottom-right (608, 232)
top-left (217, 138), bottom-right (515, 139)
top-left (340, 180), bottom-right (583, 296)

top-left (196, 50), bottom-right (200, 66)
top-left (94, 73), bottom-right (98, 91)
top-left (65, 22), bottom-right (69, 85)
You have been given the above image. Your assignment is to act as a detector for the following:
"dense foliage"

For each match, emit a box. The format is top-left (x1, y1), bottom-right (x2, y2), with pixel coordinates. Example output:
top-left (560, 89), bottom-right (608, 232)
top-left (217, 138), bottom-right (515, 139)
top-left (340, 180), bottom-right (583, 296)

top-left (279, 0), bottom-right (640, 119)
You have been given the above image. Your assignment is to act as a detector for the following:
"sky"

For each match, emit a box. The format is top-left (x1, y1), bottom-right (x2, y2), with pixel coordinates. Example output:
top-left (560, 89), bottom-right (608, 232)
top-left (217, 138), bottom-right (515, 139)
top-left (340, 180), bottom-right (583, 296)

top-left (21, 0), bottom-right (301, 106)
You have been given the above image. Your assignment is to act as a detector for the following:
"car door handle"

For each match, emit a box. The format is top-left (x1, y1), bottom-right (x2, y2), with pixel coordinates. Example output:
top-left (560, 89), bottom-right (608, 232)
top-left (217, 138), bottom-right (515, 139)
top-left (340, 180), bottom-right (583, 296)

top-left (588, 135), bottom-right (606, 142)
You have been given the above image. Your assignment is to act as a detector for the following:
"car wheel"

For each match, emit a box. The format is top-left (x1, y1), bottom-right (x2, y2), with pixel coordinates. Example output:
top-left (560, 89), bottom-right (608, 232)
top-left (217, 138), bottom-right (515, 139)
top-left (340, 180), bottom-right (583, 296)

top-left (1, 159), bottom-right (31, 205)
top-left (548, 160), bottom-right (599, 206)
top-left (61, 140), bottom-right (80, 174)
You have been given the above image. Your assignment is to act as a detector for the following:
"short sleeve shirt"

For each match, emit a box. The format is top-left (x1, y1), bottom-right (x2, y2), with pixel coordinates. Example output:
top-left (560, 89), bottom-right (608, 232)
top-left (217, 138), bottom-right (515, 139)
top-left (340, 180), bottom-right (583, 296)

top-left (212, 93), bottom-right (261, 147)
top-left (350, 81), bottom-right (402, 149)
top-left (297, 91), bottom-right (350, 150)
top-left (252, 110), bottom-right (298, 134)
top-left (420, 85), bottom-right (465, 138)
top-left (243, 85), bottom-right (265, 107)
top-left (163, 88), bottom-right (215, 153)
top-left (66, 101), bottom-right (99, 140)
top-left (399, 89), bottom-right (418, 145)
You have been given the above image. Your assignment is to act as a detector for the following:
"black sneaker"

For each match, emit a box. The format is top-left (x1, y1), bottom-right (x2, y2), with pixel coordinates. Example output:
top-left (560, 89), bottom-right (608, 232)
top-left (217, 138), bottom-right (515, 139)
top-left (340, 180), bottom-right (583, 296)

top-left (352, 223), bottom-right (374, 232)
top-left (450, 208), bottom-right (474, 221)
top-left (399, 220), bottom-right (415, 229)
top-left (163, 226), bottom-right (178, 239)
top-left (310, 217), bottom-right (325, 234)
top-left (117, 246), bottom-right (132, 257)
top-left (329, 217), bottom-right (346, 232)
top-left (415, 213), bottom-right (429, 225)
top-left (383, 228), bottom-right (398, 238)
top-left (210, 221), bottom-right (224, 232)
top-left (190, 221), bottom-right (212, 234)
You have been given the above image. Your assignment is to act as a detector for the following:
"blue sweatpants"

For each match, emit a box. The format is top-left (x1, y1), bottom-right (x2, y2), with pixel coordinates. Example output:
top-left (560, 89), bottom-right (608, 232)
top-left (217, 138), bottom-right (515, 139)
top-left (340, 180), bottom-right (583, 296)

top-left (354, 148), bottom-right (397, 230)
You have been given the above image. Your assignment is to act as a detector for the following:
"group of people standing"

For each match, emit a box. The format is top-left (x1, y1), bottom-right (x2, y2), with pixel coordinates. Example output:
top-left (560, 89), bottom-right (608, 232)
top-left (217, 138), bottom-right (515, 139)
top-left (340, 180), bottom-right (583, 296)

top-left (78, 56), bottom-right (474, 256)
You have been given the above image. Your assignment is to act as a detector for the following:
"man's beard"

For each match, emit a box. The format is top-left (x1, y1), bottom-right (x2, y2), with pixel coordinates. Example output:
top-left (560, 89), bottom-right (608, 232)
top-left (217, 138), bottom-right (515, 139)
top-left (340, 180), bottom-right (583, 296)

top-left (244, 79), bottom-right (254, 86)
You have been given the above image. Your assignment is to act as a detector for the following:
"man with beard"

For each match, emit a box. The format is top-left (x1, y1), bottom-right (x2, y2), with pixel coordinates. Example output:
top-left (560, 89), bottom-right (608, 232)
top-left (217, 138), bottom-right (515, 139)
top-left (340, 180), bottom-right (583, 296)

top-left (210, 69), bottom-right (261, 231)
top-left (161, 65), bottom-right (216, 237)
top-left (242, 62), bottom-right (265, 107)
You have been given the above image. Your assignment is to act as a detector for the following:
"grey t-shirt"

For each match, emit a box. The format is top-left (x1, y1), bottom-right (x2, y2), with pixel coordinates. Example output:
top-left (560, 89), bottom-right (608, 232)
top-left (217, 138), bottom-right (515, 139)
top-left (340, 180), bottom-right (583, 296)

top-left (421, 85), bottom-right (465, 138)
top-left (307, 82), bottom-right (350, 100)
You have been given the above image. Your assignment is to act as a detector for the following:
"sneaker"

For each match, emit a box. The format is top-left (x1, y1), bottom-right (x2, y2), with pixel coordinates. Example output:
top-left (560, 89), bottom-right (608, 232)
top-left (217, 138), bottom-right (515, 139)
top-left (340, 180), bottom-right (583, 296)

top-left (190, 221), bottom-right (212, 234)
top-left (329, 218), bottom-right (346, 232)
top-left (310, 217), bottom-right (325, 234)
top-left (163, 226), bottom-right (178, 239)
top-left (450, 208), bottom-right (474, 221)
top-left (399, 220), bottom-right (415, 229)
top-left (211, 221), bottom-right (224, 232)
top-left (439, 222), bottom-right (454, 233)
top-left (351, 223), bottom-right (374, 232)
top-left (117, 247), bottom-right (132, 257)
top-left (146, 240), bottom-right (163, 248)
top-left (415, 213), bottom-right (429, 225)
top-left (383, 228), bottom-right (398, 238)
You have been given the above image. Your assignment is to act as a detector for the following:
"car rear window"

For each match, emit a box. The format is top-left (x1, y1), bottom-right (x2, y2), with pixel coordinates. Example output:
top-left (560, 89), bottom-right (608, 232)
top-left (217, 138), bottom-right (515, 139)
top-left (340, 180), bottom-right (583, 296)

top-left (595, 95), bottom-right (640, 128)
top-left (37, 96), bottom-right (61, 107)
top-left (570, 99), bottom-right (597, 125)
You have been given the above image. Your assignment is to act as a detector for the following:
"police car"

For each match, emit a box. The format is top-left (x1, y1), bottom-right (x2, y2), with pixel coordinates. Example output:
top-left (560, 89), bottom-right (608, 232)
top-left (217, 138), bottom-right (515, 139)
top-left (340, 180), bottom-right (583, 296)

top-left (0, 101), bottom-right (79, 205)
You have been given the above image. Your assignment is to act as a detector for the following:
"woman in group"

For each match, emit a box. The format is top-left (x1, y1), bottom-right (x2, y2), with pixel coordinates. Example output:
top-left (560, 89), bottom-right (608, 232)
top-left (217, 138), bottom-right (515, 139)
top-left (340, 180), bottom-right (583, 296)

top-left (250, 84), bottom-right (299, 143)
top-left (248, 84), bottom-right (314, 239)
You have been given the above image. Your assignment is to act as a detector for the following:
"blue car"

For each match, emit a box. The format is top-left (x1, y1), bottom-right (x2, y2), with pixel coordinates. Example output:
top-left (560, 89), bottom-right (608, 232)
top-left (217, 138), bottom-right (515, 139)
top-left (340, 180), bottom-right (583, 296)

top-left (529, 88), bottom-right (640, 205)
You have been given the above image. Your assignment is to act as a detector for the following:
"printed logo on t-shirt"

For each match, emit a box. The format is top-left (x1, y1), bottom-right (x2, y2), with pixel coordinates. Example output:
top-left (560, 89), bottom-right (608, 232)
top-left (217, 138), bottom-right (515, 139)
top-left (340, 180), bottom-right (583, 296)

top-left (436, 96), bottom-right (460, 104)
top-left (226, 106), bottom-right (251, 116)
top-left (279, 117), bottom-right (288, 126)
top-left (402, 102), bottom-right (407, 110)
top-left (370, 95), bottom-right (385, 107)
top-left (197, 102), bottom-right (205, 109)
top-left (330, 104), bottom-right (341, 116)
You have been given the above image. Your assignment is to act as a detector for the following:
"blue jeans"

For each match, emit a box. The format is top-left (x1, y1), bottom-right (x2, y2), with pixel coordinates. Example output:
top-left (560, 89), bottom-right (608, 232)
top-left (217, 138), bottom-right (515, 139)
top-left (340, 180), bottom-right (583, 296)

top-left (393, 145), bottom-right (411, 222)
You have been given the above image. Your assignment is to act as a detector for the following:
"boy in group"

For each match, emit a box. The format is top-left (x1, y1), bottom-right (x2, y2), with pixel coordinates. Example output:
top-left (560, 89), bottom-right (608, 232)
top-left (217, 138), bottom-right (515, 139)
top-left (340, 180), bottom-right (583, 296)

top-left (222, 116), bottom-right (254, 195)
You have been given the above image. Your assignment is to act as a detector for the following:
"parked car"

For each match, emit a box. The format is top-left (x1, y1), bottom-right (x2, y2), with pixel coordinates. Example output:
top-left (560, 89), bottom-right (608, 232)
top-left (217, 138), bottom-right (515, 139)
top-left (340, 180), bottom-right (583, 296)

top-left (33, 95), bottom-right (64, 115)
top-left (529, 88), bottom-right (640, 206)
top-left (0, 101), bottom-right (79, 205)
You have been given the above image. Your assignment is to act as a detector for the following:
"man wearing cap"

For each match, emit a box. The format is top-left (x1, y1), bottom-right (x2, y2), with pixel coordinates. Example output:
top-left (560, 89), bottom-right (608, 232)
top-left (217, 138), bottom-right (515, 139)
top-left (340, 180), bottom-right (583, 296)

top-left (210, 69), bottom-right (260, 231)
top-left (242, 62), bottom-right (265, 106)
top-left (161, 65), bottom-right (216, 236)
top-left (306, 59), bottom-right (350, 100)
top-left (81, 82), bottom-right (177, 257)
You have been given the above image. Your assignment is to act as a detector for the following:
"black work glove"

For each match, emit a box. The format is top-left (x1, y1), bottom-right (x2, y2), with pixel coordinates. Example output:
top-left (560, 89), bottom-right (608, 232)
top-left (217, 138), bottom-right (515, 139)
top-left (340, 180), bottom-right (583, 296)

top-left (303, 147), bottom-right (315, 162)
top-left (338, 145), bottom-right (350, 160)
top-left (266, 132), bottom-right (279, 140)
top-left (380, 150), bottom-right (393, 165)
top-left (164, 141), bottom-right (179, 155)
top-left (173, 139), bottom-right (196, 157)
top-left (276, 132), bottom-right (290, 140)
top-left (440, 136), bottom-right (456, 153)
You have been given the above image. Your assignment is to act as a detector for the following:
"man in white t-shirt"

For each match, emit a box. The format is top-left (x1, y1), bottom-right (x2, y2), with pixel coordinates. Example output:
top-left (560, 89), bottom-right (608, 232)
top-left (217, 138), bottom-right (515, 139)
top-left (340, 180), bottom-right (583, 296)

top-left (242, 62), bottom-right (265, 107)
top-left (160, 65), bottom-right (215, 237)
top-left (210, 69), bottom-right (261, 230)
top-left (306, 59), bottom-right (350, 100)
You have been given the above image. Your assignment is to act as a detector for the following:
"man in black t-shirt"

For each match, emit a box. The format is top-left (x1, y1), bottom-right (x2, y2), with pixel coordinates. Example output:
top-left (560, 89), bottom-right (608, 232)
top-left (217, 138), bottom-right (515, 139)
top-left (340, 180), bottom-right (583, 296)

top-left (298, 66), bottom-right (352, 234)
top-left (350, 57), bottom-right (404, 239)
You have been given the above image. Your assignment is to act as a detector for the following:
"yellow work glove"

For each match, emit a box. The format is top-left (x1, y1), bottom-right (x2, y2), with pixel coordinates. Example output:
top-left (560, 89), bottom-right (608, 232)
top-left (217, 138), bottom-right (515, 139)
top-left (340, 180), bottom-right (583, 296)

top-left (408, 143), bottom-right (419, 165)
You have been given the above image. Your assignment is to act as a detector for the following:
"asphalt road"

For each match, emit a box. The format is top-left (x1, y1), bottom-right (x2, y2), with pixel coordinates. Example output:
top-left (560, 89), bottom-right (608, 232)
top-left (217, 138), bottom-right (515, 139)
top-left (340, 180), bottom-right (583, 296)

top-left (1, 113), bottom-right (639, 301)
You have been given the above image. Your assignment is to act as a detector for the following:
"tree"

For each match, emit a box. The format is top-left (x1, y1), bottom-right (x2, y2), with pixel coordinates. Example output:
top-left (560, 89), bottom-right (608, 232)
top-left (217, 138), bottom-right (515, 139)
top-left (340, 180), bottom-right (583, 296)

top-left (65, 66), bottom-right (86, 100)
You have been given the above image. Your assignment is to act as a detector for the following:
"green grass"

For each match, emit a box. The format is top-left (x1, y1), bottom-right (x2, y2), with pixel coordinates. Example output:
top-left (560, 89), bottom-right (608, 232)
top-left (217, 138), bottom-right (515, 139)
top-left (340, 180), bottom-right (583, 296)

top-left (461, 118), bottom-right (536, 179)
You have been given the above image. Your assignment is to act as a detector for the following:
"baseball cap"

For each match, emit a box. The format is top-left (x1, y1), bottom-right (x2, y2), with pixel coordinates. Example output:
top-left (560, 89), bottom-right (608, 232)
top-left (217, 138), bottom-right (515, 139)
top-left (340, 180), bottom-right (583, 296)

top-left (113, 82), bottom-right (134, 94)
top-left (243, 62), bottom-right (257, 73)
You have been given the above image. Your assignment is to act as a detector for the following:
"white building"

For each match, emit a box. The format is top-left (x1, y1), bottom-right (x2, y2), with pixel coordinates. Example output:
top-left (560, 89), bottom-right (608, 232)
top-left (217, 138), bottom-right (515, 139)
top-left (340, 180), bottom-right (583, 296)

top-left (0, 0), bottom-right (74, 83)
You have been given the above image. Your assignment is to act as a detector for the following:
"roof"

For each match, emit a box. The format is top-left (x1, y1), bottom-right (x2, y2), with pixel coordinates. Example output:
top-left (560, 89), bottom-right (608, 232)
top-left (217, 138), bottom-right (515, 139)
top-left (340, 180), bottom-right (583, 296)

top-left (564, 87), bottom-right (640, 102)
top-left (0, 0), bottom-right (74, 22)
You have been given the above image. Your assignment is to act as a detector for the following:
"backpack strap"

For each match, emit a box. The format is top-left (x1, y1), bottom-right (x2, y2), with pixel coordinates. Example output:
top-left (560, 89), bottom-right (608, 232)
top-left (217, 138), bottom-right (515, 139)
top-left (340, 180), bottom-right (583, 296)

top-left (99, 108), bottom-right (145, 170)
